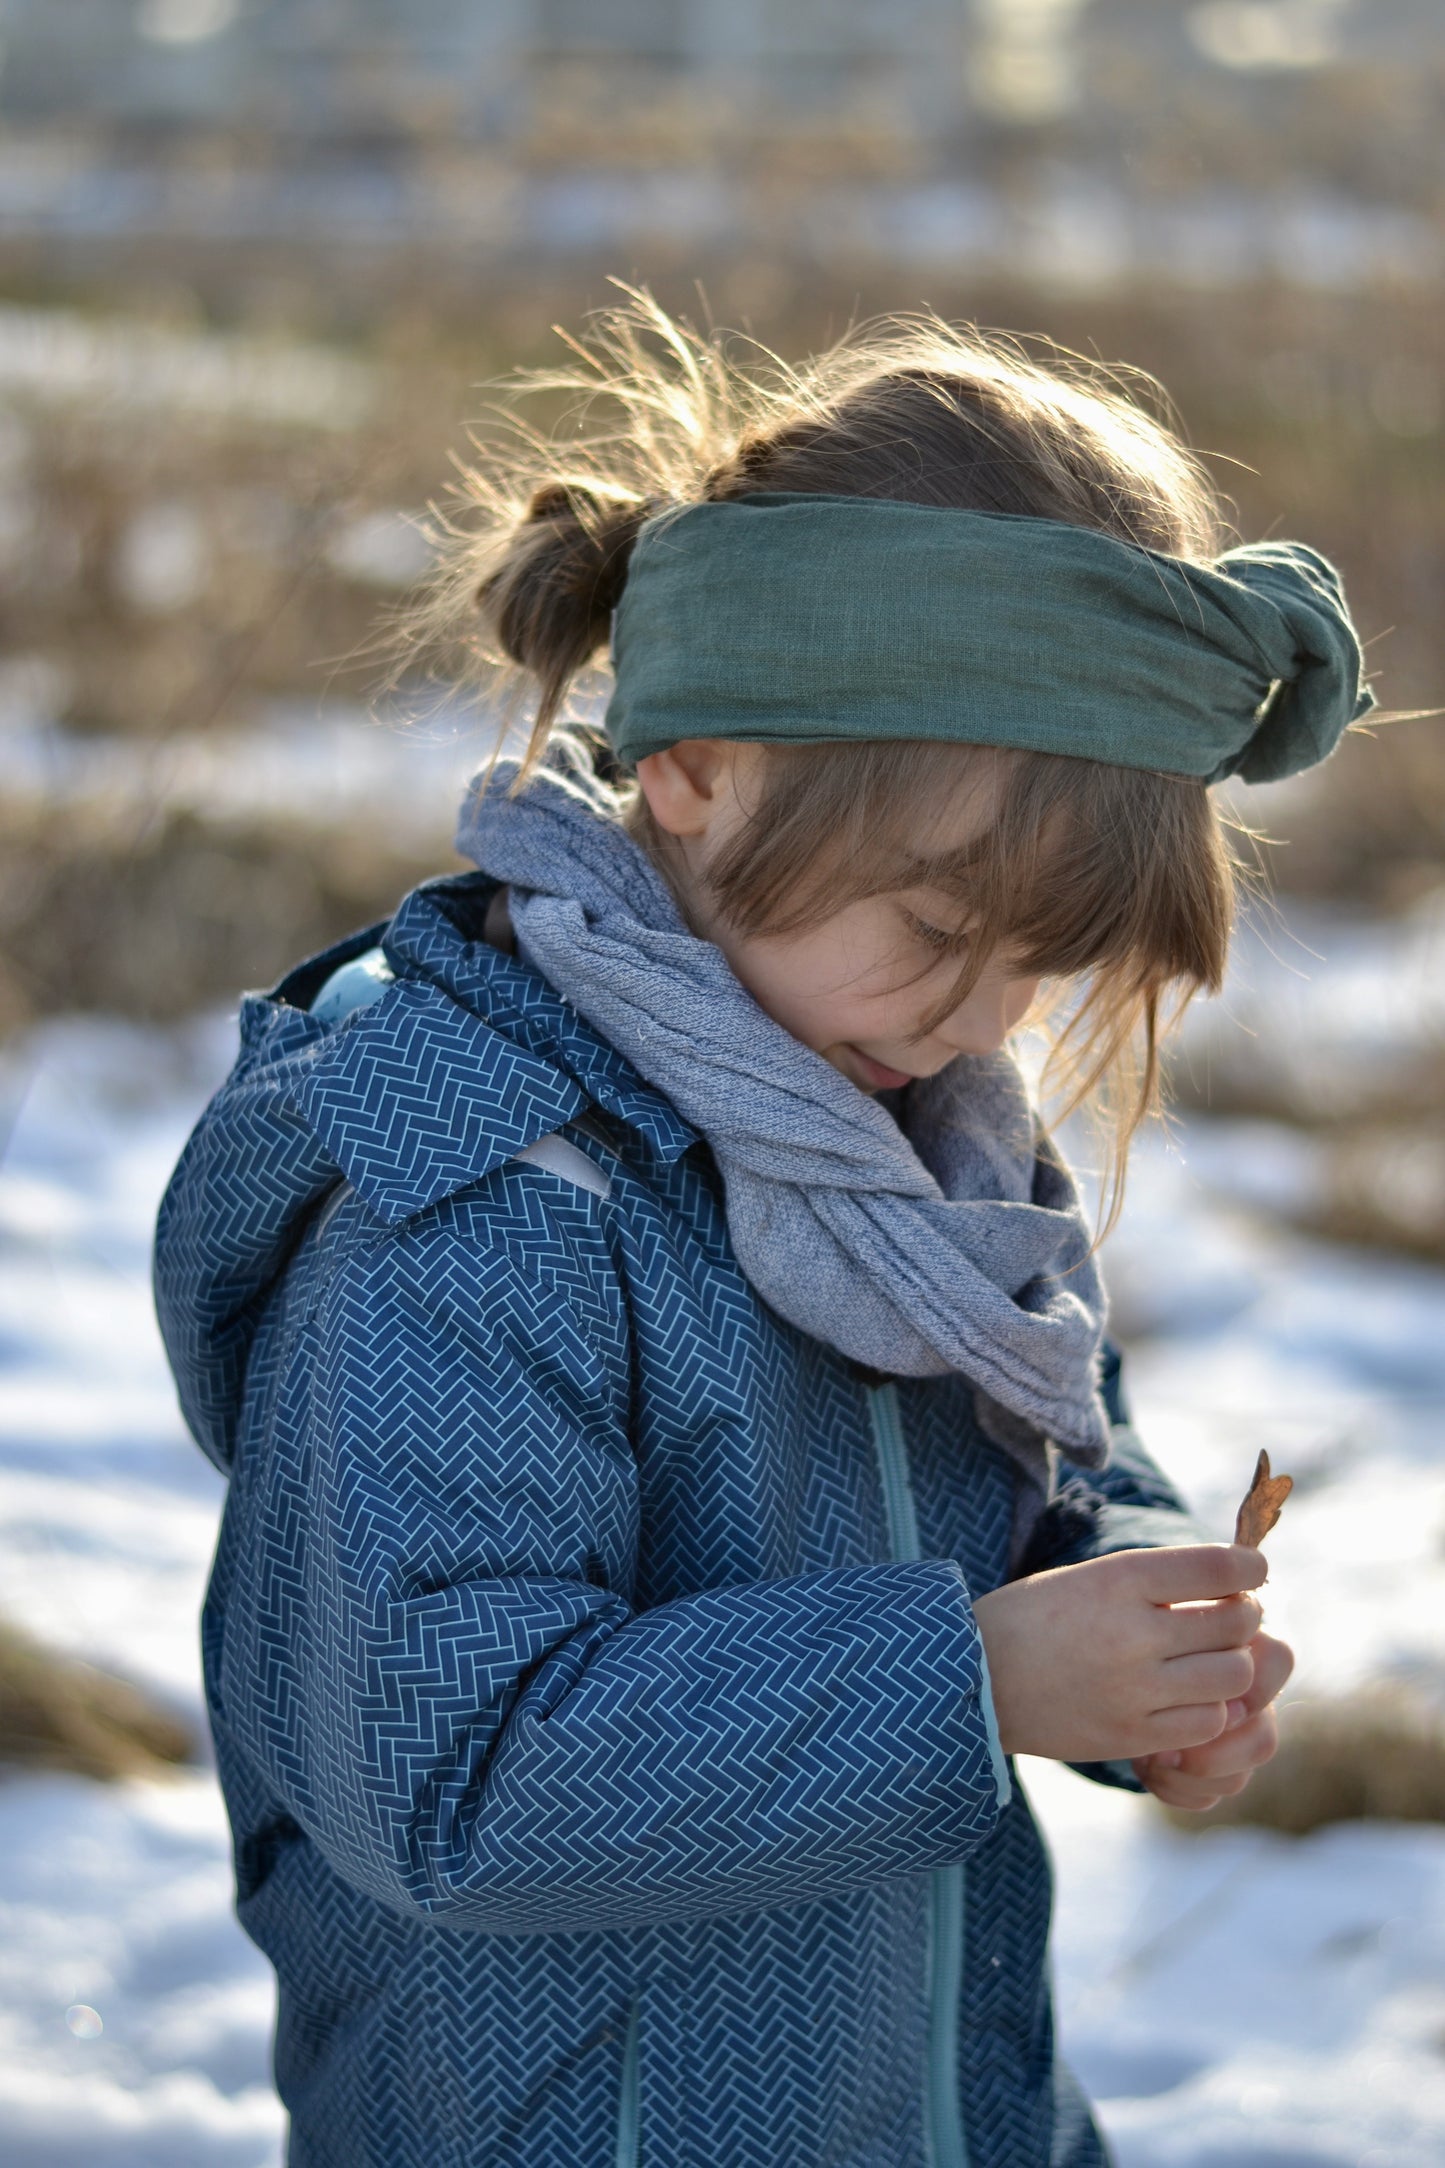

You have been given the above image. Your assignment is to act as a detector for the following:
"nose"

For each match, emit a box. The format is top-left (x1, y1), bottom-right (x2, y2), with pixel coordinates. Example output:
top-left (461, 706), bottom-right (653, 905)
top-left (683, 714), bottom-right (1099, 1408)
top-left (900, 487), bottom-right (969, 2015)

top-left (1002, 974), bottom-right (1042, 1032)
top-left (938, 973), bottom-right (1042, 1056)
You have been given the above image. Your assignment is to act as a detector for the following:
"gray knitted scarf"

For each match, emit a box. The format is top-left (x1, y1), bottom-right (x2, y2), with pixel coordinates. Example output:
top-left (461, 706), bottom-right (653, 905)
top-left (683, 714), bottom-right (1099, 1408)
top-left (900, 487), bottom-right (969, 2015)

top-left (456, 760), bottom-right (1111, 1488)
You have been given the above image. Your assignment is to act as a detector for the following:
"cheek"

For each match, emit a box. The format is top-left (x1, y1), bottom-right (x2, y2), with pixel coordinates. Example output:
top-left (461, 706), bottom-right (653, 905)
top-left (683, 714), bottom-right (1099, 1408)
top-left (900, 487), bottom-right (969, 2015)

top-left (1003, 976), bottom-right (1043, 1029)
top-left (727, 921), bottom-right (913, 1039)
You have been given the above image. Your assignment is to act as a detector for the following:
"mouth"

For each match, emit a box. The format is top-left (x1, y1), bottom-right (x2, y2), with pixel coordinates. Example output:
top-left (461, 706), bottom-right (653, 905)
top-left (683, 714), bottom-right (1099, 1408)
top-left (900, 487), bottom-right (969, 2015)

top-left (845, 1047), bottom-right (918, 1093)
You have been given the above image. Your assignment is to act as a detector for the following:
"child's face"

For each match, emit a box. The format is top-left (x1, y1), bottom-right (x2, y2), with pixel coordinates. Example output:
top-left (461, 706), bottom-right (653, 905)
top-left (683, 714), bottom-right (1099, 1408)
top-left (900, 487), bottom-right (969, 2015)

top-left (636, 742), bottom-right (1043, 1095)
top-left (706, 893), bottom-right (1041, 1094)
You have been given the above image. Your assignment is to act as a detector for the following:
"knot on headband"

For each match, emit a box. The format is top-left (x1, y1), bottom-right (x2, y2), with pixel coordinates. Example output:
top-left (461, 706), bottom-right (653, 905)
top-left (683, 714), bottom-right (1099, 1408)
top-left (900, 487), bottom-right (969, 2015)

top-left (1205, 540), bottom-right (1371, 784)
top-left (603, 493), bottom-right (1375, 784)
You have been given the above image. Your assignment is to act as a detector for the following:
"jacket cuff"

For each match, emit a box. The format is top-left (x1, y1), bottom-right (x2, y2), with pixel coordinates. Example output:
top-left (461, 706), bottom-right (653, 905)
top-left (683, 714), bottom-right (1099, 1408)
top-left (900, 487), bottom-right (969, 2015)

top-left (975, 1641), bottom-right (1014, 1809)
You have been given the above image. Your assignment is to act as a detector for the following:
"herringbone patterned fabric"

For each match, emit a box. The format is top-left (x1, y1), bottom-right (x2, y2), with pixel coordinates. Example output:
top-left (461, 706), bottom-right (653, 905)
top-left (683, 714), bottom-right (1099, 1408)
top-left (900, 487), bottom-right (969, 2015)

top-left (155, 874), bottom-right (1191, 2167)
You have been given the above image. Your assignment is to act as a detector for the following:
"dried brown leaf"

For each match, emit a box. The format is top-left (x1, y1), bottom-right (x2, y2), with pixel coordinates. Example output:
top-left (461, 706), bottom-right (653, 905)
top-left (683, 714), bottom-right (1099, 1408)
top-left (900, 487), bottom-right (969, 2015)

top-left (1233, 1449), bottom-right (1293, 1549)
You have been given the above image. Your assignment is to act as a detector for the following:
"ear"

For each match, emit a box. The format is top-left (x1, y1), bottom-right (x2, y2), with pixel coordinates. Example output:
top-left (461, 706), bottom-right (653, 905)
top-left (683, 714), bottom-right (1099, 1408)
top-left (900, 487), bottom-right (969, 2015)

top-left (634, 740), bottom-right (739, 838)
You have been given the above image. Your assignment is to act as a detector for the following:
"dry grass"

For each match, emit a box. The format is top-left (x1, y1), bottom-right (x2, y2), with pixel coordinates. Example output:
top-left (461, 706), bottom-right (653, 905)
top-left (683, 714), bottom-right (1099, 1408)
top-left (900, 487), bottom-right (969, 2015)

top-left (1300, 1125), bottom-right (1445, 1265)
top-left (0, 1617), bottom-right (195, 1784)
top-left (1163, 1033), bottom-right (1445, 1264)
top-left (0, 796), bottom-right (452, 1031)
top-left (1164, 1687), bottom-right (1445, 1837)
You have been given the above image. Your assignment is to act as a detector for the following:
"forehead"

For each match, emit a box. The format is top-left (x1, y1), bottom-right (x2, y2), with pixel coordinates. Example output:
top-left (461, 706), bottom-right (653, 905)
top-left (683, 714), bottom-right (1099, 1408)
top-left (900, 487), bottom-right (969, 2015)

top-left (884, 758), bottom-right (1018, 890)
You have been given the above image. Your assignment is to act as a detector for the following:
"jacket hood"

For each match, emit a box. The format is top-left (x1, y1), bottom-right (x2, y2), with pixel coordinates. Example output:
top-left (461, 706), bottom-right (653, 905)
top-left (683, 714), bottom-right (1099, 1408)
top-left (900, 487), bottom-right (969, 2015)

top-left (153, 874), bottom-right (694, 1472)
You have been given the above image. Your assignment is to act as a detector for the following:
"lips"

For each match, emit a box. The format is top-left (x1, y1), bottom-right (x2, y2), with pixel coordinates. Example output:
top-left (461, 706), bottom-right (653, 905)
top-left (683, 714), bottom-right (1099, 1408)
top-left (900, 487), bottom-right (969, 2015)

top-left (848, 1047), bottom-right (917, 1092)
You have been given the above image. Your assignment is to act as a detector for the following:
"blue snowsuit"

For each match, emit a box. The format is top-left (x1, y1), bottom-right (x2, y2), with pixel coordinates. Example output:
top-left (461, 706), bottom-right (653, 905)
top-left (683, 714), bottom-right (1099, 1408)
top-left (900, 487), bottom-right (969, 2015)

top-left (154, 872), bottom-right (1198, 2168)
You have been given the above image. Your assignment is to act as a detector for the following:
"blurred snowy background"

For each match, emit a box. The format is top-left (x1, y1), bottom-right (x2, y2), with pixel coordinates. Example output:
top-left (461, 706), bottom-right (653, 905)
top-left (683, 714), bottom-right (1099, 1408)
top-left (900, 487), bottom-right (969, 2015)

top-left (0, 4), bottom-right (1443, 2164)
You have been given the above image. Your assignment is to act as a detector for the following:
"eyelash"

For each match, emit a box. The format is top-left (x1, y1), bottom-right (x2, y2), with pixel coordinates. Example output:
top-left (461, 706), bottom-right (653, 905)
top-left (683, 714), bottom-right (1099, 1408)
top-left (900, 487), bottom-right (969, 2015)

top-left (902, 910), bottom-right (961, 954)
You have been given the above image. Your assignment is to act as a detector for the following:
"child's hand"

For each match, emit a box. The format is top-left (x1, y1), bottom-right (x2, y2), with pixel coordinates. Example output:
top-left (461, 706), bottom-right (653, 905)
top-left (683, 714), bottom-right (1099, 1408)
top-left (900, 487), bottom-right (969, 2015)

top-left (1131, 1626), bottom-right (1294, 1810)
top-left (973, 1545), bottom-right (1267, 1765)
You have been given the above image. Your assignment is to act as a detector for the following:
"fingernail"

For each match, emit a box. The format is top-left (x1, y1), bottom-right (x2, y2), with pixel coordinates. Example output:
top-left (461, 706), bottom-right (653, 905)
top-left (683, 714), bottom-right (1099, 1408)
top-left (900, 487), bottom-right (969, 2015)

top-left (1226, 1700), bottom-right (1248, 1726)
top-left (1155, 1751), bottom-right (1182, 1770)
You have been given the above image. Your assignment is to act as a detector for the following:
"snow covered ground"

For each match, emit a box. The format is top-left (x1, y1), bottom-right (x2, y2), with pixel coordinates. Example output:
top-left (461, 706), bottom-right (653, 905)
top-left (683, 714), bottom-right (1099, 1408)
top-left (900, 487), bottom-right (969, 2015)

top-left (1, 908), bottom-right (1443, 2167)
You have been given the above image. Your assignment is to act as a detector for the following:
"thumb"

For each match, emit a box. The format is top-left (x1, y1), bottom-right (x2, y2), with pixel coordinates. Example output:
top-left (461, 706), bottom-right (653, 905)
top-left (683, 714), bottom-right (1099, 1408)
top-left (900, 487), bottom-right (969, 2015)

top-left (1239, 1630), bottom-right (1294, 1714)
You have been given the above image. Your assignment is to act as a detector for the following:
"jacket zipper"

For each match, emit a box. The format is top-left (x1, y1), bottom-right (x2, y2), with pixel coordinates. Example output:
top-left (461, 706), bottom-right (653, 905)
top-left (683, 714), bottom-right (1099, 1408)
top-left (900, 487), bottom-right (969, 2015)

top-left (865, 1381), bottom-right (970, 2168)
top-left (614, 1998), bottom-right (640, 2168)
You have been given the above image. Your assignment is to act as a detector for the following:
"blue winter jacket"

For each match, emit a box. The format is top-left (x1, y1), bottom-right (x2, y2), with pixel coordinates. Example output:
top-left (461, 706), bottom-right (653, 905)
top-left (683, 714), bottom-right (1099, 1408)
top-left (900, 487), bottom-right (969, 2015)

top-left (154, 872), bottom-right (1198, 2168)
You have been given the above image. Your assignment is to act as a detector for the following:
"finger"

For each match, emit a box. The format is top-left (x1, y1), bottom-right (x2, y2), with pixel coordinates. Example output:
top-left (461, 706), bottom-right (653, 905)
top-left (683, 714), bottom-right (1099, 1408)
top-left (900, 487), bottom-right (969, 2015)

top-left (1173, 1707), bottom-right (1279, 1782)
top-left (1149, 1786), bottom-right (1220, 1812)
top-left (1142, 1700), bottom-right (1231, 1754)
top-left (1147, 1766), bottom-right (1250, 1811)
top-left (1157, 1647), bottom-right (1256, 1706)
top-left (1160, 1593), bottom-right (1262, 1656)
top-left (1135, 1544), bottom-right (1268, 1605)
top-left (1146, 1752), bottom-right (1252, 1799)
top-left (1238, 1633), bottom-right (1294, 1713)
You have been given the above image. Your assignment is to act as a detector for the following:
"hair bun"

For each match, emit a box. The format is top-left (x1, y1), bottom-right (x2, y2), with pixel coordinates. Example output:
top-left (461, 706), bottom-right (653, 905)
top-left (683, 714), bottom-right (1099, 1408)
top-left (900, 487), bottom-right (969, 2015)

top-left (478, 485), bottom-right (656, 739)
top-left (523, 481), bottom-right (590, 526)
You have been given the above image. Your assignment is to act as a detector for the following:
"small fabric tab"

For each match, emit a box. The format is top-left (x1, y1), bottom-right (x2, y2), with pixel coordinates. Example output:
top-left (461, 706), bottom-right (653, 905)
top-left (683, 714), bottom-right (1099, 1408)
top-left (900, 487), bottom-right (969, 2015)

top-left (510, 1131), bottom-right (613, 1202)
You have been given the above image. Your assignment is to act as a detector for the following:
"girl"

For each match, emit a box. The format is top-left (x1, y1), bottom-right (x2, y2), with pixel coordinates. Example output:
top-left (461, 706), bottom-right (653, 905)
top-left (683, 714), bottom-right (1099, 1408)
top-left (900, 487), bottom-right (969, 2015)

top-left (155, 302), bottom-right (1368, 2167)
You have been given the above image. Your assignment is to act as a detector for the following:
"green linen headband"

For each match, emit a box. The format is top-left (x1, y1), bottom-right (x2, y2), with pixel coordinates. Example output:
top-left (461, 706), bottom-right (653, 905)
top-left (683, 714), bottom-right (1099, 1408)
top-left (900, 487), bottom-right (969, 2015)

top-left (603, 491), bottom-right (1375, 784)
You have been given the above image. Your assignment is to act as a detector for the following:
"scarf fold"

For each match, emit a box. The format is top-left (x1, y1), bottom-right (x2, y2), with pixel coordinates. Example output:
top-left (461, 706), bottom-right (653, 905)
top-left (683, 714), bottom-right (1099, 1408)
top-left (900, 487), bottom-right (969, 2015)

top-left (456, 763), bottom-right (1111, 1489)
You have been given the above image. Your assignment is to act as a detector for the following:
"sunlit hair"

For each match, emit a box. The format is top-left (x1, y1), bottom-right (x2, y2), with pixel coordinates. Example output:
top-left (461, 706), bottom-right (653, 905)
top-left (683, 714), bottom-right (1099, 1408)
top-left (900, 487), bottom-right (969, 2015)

top-left (406, 286), bottom-right (1258, 1227)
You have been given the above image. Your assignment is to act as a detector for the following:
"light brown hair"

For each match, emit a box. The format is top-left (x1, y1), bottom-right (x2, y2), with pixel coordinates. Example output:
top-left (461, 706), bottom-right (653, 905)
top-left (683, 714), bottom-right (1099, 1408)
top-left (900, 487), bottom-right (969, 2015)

top-left (411, 290), bottom-right (1254, 1221)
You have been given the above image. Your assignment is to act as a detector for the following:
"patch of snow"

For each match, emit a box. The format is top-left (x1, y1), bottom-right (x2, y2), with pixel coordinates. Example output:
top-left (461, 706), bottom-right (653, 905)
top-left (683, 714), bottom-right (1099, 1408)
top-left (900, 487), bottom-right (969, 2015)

top-left (1172, 893), bottom-right (1445, 1113)
top-left (0, 696), bottom-right (501, 851)
top-left (136, 0), bottom-right (242, 45)
top-left (0, 656), bottom-right (72, 736)
top-left (324, 507), bottom-right (435, 589)
top-left (1027, 1757), bottom-right (1445, 2167)
top-left (0, 307), bottom-right (375, 432)
top-left (114, 504), bottom-right (210, 616)
top-left (0, 1776), bottom-right (282, 2168)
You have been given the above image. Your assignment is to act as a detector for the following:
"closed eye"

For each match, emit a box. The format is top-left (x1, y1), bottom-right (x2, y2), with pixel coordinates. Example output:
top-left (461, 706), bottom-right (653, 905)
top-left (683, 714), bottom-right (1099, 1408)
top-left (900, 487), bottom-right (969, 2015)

top-left (901, 908), bottom-right (967, 955)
